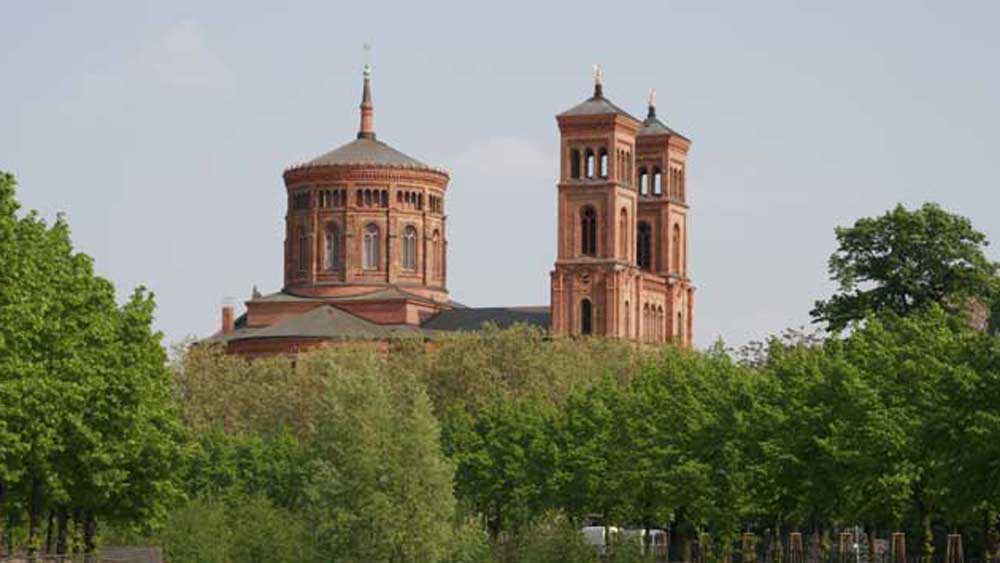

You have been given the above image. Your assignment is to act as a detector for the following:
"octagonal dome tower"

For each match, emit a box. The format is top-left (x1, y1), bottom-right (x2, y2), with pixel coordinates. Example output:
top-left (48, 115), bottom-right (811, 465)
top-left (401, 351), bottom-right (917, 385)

top-left (281, 64), bottom-right (451, 307)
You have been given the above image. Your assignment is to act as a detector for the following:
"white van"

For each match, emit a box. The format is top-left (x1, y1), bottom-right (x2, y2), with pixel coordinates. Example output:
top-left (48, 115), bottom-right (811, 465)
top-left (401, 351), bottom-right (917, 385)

top-left (582, 526), bottom-right (621, 555)
top-left (621, 528), bottom-right (669, 556)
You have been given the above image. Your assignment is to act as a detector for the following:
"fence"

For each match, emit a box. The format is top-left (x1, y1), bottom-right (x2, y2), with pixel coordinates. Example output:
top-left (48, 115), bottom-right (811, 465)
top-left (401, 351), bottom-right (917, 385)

top-left (0, 547), bottom-right (161, 563)
top-left (601, 532), bottom-right (989, 563)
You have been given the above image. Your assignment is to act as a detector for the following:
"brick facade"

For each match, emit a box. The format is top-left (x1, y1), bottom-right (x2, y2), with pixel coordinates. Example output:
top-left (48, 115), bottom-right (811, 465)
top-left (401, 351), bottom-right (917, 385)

top-left (210, 67), bottom-right (695, 354)
top-left (550, 80), bottom-right (695, 346)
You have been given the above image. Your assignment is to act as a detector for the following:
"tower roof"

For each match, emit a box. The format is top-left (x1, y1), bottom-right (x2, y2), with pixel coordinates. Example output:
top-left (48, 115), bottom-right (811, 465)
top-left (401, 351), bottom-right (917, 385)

top-left (558, 95), bottom-right (636, 118)
top-left (638, 89), bottom-right (689, 140)
top-left (558, 66), bottom-right (637, 120)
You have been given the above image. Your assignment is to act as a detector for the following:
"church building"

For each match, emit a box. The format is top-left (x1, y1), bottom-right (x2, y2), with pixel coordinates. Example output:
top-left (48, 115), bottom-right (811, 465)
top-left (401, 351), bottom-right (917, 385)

top-left (208, 65), bottom-right (694, 355)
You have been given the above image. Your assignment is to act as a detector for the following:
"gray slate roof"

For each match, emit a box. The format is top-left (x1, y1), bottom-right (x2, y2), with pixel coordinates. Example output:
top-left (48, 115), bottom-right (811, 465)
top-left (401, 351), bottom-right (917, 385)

top-left (209, 304), bottom-right (552, 344)
top-left (639, 114), bottom-right (689, 141)
top-left (289, 138), bottom-right (437, 171)
top-left (236, 305), bottom-right (424, 341)
top-left (559, 95), bottom-right (637, 119)
top-left (422, 306), bottom-right (551, 332)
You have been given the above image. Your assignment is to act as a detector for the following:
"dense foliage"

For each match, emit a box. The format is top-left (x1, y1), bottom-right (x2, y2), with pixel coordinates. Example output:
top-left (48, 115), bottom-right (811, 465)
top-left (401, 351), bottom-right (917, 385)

top-left (156, 309), bottom-right (1000, 562)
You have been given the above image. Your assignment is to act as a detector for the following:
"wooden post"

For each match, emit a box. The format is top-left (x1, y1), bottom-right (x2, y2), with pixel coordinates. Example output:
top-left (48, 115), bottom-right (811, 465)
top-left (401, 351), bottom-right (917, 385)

top-left (892, 533), bottom-right (907, 563)
top-left (789, 532), bottom-right (804, 563)
top-left (946, 534), bottom-right (963, 563)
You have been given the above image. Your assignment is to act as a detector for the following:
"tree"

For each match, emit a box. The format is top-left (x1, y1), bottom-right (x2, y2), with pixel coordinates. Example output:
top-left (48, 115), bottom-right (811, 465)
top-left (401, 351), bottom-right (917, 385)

top-left (811, 203), bottom-right (998, 332)
top-left (0, 171), bottom-right (185, 556)
top-left (444, 397), bottom-right (558, 539)
top-left (305, 354), bottom-right (456, 562)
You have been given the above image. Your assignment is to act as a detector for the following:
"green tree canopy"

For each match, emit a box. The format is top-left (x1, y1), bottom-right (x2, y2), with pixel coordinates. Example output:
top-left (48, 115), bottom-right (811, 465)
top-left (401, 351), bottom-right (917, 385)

top-left (305, 353), bottom-right (456, 562)
top-left (811, 203), bottom-right (999, 331)
top-left (0, 171), bottom-right (185, 556)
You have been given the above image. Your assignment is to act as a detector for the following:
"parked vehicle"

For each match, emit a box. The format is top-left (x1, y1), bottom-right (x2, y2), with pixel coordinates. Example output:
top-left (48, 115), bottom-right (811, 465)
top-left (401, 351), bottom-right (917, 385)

top-left (621, 528), bottom-right (669, 557)
top-left (582, 526), bottom-right (621, 556)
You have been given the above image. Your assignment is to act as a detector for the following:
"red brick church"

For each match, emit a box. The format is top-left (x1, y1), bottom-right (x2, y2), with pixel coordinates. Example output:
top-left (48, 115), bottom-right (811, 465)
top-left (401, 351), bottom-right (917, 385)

top-left (209, 65), bottom-right (694, 355)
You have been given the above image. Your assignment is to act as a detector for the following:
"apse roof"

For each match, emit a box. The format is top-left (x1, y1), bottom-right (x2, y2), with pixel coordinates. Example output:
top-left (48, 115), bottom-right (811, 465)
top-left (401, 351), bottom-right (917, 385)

top-left (205, 302), bottom-right (552, 344)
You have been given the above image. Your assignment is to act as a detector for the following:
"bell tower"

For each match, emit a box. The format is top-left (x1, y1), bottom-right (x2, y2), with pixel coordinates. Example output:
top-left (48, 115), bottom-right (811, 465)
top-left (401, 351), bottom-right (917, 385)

top-left (635, 90), bottom-right (694, 344)
top-left (551, 74), bottom-right (695, 345)
top-left (550, 68), bottom-right (643, 338)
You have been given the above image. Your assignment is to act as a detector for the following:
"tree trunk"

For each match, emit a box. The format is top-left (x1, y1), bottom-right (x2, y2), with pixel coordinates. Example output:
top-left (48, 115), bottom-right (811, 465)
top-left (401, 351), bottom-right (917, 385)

top-left (921, 510), bottom-right (934, 561)
top-left (0, 482), bottom-right (5, 557)
top-left (44, 510), bottom-right (54, 553)
top-left (3, 512), bottom-right (14, 558)
top-left (83, 511), bottom-right (97, 559)
top-left (27, 476), bottom-right (43, 557)
top-left (983, 510), bottom-right (999, 561)
top-left (56, 510), bottom-right (69, 555)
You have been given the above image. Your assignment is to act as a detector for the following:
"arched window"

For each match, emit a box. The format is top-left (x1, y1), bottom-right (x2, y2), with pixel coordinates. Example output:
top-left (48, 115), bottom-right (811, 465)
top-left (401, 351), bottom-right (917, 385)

top-left (580, 206), bottom-right (597, 257)
top-left (585, 149), bottom-right (595, 178)
top-left (653, 168), bottom-right (663, 196)
top-left (580, 299), bottom-right (593, 335)
top-left (325, 224), bottom-right (341, 270)
top-left (658, 306), bottom-right (665, 342)
top-left (626, 153), bottom-right (632, 184)
top-left (639, 168), bottom-right (648, 195)
top-left (624, 300), bottom-right (630, 338)
top-left (672, 223), bottom-right (682, 273)
top-left (402, 225), bottom-right (417, 271)
top-left (679, 169), bottom-right (685, 200)
top-left (599, 148), bottom-right (608, 178)
top-left (363, 223), bottom-right (380, 270)
top-left (570, 149), bottom-right (581, 179)
top-left (637, 221), bottom-right (652, 270)
top-left (356, 190), bottom-right (363, 207)
top-left (297, 227), bottom-right (308, 272)
top-left (381, 190), bottom-right (389, 208)
top-left (619, 208), bottom-right (628, 259)
top-left (677, 312), bottom-right (683, 342)
top-left (643, 304), bottom-right (650, 343)
top-left (432, 229), bottom-right (442, 279)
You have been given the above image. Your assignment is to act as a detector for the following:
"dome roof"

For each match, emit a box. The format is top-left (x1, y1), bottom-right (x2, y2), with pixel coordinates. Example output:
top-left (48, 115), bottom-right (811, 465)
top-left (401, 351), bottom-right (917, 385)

top-left (293, 137), bottom-right (434, 170)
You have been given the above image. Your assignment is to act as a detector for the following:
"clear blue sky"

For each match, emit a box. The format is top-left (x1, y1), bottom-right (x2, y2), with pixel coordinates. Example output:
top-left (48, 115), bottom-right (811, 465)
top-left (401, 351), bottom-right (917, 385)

top-left (3, 1), bottom-right (999, 348)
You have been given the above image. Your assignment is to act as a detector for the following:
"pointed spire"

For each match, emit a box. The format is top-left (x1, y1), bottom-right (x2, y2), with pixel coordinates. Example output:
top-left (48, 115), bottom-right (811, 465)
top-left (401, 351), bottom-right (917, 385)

top-left (592, 64), bottom-right (604, 98)
top-left (358, 46), bottom-right (375, 140)
top-left (647, 88), bottom-right (657, 119)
